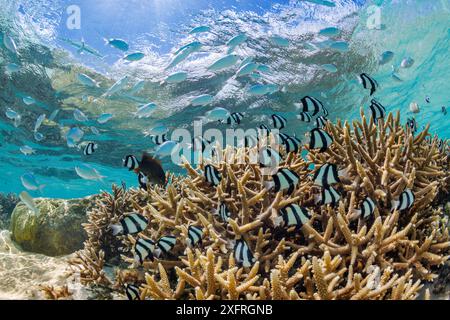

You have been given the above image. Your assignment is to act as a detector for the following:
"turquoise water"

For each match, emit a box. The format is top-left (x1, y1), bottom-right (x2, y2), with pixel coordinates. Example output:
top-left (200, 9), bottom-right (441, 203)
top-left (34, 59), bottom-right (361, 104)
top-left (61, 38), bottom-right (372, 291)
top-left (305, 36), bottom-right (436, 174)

top-left (0, 0), bottom-right (449, 199)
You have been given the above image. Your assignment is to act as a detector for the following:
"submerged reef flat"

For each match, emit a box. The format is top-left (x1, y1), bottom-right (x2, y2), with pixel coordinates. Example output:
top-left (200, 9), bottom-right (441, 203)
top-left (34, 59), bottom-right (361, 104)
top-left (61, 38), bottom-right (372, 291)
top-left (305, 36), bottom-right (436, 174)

top-left (68, 111), bottom-right (449, 300)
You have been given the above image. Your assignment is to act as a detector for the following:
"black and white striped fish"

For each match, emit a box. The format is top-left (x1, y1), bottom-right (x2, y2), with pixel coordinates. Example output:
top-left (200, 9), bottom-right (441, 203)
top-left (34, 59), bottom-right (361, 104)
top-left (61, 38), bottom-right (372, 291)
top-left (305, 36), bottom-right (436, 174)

top-left (83, 142), bottom-right (98, 156)
top-left (138, 172), bottom-right (148, 190)
top-left (369, 99), bottom-right (386, 122)
top-left (406, 118), bottom-right (417, 134)
top-left (271, 114), bottom-right (287, 130)
top-left (356, 197), bottom-right (376, 219)
top-left (313, 163), bottom-right (340, 187)
top-left (217, 202), bottom-right (231, 222)
top-left (227, 112), bottom-right (244, 125)
top-left (111, 213), bottom-right (149, 236)
top-left (187, 225), bottom-right (203, 247)
top-left (297, 96), bottom-right (323, 116)
top-left (258, 124), bottom-right (271, 136)
top-left (360, 73), bottom-right (379, 96)
top-left (244, 135), bottom-right (258, 148)
top-left (123, 155), bottom-right (140, 171)
top-left (125, 284), bottom-right (140, 300)
top-left (204, 164), bottom-right (222, 186)
top-left (276, 204), bottom-right (311, 228)
top-left (298, 112), bottom-right (312, 123)
top-left (234, 239), bottom-right (255, 268)
top-left (278, 133), bottom-right (302, 153)
top-left (316, 116), bottom-right (328, 129)
top-left (134, 238), bottom-right (155, 264)
top-left (192, 136), bottom-right (211, 153)
top-left (259, 147), bottom-right (281, 168)
top-left (150, 133), bottom-right (168, 145)
top-left (265, 168), bottom-right (300, 195)
top-left (438, 139), bottom-right (445, 153)
top-left (319, 186), bottom-right (341, 206)
top-left (156, 236), bottom-right (177, 255)
top-left (392, 189), bottom-right (415, 211)
top-left (307, 128), bottom-right (333, 152)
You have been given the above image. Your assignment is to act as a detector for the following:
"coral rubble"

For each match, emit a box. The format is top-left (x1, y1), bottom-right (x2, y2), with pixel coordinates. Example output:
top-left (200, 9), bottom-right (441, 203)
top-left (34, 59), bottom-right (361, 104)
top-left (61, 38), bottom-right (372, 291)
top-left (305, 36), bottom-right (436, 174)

top-left (69, 111), bottom-right (449, 300)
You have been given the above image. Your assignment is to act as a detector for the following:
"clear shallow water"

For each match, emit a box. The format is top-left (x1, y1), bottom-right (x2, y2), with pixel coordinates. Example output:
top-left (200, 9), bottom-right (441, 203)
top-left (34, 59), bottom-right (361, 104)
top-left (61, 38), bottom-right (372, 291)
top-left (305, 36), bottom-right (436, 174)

top-left (0, 0), bottom-right (449, 199)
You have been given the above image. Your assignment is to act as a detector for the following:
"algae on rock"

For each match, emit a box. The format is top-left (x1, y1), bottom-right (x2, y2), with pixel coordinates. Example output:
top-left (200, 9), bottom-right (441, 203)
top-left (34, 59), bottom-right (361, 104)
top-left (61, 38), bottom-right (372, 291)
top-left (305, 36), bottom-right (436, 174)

top-left (10, 197), bottom-right (95, 256)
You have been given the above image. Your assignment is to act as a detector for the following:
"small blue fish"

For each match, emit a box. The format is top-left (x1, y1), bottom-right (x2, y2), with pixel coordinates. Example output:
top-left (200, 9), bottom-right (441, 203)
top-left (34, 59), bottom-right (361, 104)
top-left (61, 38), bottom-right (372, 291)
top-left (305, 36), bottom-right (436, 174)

top-left (257, 64), bottom-right (271, 74)
top-left (154, 141), bottom-right (179, 158)
top-left (189, 25), bottom-right (211, 34)
top-left (379, 51), bottom-right (394, 65)
top-left (191, 94), bottom-right (214, 106)
top-left (401, 57), bottom-right (414, 68)
top-left (77, 73), bottom-right (100, 87)
top-left (75, 164), bottom-right (105, 181)
top-left (227, 34), bottom-right (247, 53)
top-left (321, 64), bottom-right (338, 73)
top-left (236, 62), bottom-right (259, 77)
top-left (5, 63), bottom-right (20, 73)
top-left (165, 72), bottom-right (188, 84)
top-left (167, 43), bottom-right (202, 69)
top-left (330, 41), bottom-right (349, 52)
top-left (174, 41), bottom-right (202, 55)
top-left (124, 52), bottom-right (145, 62)
top-left (97, 113), bottom-right (113, 124)
top-left (319, 27), bottom-right (340, 37)
top-left (270, 35), bottom-right (290, 47)
top-left (21, 173), bottom-right (45, 192)
top-left (208, 54), bottom-right (239, 71)
top-left (104, 38), bottom-right (129, 51)
top-left (23, 96), bottom-right (36, 105)
top-left (144, 124), bottom-right (169, 136)
top-left (248, 84), bottom-right (279, 96)
top-left (133, 103), bottom-right (157, 119)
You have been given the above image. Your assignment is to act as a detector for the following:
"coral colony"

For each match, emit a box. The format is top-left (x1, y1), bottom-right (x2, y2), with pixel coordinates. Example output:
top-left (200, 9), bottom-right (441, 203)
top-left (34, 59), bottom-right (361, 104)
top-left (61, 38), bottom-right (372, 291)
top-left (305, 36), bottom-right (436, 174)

top-left (69, 111), bottom-right (449, 300)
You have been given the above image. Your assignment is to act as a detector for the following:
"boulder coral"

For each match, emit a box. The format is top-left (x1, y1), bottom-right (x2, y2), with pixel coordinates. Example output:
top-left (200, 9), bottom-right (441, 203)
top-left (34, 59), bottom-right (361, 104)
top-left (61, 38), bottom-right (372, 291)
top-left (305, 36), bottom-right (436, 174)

top-left (69, 111), bottom-right (449, 300)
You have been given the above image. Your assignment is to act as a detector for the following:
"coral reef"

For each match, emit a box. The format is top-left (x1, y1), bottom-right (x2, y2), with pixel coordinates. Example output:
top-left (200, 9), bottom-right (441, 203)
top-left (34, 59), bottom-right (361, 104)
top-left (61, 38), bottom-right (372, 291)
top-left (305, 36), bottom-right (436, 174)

top-left (69, 111), bottom-right (449, 300)
top-left (0, 192), bottom-right (19, 230)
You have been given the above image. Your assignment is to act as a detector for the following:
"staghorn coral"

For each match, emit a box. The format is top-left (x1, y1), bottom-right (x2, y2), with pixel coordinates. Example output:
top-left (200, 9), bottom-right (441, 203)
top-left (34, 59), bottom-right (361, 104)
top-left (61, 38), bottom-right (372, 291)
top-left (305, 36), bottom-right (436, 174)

top-left (39, 285), bottom-right (73, 300)
top-left (69, 111), bottom-right (449, 300)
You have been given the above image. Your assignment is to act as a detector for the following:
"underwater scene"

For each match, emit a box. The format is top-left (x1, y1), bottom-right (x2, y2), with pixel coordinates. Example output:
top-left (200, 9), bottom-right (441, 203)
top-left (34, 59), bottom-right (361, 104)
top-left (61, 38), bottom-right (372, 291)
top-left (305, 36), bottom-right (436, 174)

top-left (0, 0), bottom-right (449, 301)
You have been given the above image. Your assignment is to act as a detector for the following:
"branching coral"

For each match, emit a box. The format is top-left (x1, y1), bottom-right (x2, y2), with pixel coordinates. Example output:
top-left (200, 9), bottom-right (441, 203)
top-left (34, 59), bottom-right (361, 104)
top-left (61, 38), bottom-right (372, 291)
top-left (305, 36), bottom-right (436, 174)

top-left (69, 112), bottom-right (449, 300)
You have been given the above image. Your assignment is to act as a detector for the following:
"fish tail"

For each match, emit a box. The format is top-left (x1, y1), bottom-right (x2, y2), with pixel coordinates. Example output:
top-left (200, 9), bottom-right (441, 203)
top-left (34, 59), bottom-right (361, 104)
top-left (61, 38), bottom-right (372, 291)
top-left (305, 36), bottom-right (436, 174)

top-left (391, 200), bottom-right (399, 211)
top-left (274, 216), bottom-right (283, 227)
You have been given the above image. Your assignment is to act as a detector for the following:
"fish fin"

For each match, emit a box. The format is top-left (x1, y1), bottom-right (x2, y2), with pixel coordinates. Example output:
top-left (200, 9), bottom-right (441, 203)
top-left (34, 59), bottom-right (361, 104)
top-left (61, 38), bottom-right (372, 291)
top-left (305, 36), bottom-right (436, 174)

top-left (338, 167), bottom-right (351, 180)
top-left (38, 184), bottom-right (46, 193)
top-left (350, 209), bottom-right (362, 221)
top-left (141, 153), bottom-right (162, 166)
top-left (110, 224), bottom-right (123, 236)
top-left (314, 193), bottom-right (321, 205)
top-left (274, 216), bottom-right (283, 227)
top-left (391, 200), bottom-right (399, 211)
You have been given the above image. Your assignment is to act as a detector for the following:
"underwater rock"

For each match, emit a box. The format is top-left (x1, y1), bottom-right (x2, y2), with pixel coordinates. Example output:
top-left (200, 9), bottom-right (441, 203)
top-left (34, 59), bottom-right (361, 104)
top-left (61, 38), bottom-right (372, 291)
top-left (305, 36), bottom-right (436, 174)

top-left (10, 196), bottom-right (96, 256)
